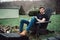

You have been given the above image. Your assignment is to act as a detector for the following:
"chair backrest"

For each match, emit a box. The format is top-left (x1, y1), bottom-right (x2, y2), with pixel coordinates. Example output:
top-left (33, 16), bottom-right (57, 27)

top-left (30, 8), bottom-right (54, 32)
top-left (35, 8), bottom-right (53, 20)
top-left (40, 8), bottom-right (54, 29)
top-left (45, 8), bottom-right (53, 21)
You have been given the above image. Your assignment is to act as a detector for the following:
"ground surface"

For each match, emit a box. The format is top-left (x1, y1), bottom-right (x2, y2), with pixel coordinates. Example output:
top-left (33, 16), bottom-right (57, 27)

top-left (0, 14), bottom-right (60, 40)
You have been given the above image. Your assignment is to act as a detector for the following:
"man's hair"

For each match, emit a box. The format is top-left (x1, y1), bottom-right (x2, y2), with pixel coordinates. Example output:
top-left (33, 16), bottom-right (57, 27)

top-left (39, 7), bottom-right (45, 9)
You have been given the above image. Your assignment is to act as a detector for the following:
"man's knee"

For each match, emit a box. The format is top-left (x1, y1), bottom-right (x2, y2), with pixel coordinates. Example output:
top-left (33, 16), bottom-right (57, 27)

top-left (20, 19), bottom-right (25, 23)
top-left (31, 17), bottom-right (35, 20)
top-left (31, 17), bottom-right (36, 22)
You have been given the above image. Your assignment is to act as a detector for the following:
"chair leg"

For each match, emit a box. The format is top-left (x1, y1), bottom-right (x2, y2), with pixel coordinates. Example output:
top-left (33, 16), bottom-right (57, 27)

top-left (35, 27), bottom-right (41, 40)
top-left (35, 34), bottom-right (41, 40)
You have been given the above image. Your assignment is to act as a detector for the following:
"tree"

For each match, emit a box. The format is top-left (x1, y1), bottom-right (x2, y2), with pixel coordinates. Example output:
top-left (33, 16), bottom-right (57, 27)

top-left (19, 5), bottom-right (25, 15)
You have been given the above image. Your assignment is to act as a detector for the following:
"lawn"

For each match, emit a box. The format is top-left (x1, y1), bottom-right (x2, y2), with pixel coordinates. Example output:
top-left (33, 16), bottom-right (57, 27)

top-left (0, 17), bottom-right (20, 27)
top-left (0, 14), bottom-right (60, 32)
top-left (0, 14), bottom-right (60, 40)
top-left (47, 15), bottom-right (60, 32)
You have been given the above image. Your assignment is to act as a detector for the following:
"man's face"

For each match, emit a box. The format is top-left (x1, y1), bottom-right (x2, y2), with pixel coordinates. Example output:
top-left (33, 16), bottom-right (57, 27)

top-left (39, 8), bottom-right (45, 14)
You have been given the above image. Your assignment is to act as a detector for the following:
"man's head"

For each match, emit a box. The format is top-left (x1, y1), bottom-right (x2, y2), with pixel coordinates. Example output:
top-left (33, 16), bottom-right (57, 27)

top-left (39, 7), bottom-right (45, 14)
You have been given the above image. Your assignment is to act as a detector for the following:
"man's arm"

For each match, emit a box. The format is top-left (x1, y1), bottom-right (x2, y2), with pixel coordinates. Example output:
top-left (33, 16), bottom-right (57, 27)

top-left (35, 16), bottom-right (46, 23)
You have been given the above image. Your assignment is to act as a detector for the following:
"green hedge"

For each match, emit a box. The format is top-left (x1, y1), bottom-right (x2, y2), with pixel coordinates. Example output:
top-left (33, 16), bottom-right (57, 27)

top-left (28, 10), bottom-right (39, 16)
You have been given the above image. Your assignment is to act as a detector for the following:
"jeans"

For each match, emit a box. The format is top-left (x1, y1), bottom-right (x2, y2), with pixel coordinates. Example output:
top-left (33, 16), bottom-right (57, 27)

top-left (19, 17), bottom-right (36, 32)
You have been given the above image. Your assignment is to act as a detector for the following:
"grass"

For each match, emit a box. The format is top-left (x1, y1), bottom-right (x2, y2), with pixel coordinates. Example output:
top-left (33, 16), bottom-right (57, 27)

top-left (0, 14), bottom-right (60, 32)
top-left (0, 17), bottom-right (20, 26)
top-left (0, 14), bottom-right (60, 40)
top-left (47, 15), bottom-right (60, 32)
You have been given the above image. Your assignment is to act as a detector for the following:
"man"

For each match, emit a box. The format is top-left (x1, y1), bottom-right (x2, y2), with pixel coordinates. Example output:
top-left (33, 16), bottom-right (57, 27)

top-left (19, 7), bottom-right (48, 36)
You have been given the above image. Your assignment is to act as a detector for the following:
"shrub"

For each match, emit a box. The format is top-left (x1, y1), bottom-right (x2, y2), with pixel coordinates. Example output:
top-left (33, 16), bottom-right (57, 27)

top-left (19, 5), bottom-right (25, 15)
top-left (28, 10), bottom-right (39, 16)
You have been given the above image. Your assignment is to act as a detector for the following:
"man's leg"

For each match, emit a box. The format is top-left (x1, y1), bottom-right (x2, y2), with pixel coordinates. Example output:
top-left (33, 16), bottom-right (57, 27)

top-left (20, 17), bottom-right (36, 36)
top-left (26, 17), bottom-right (36, 31)
top-left (19, 20), bottom-right (29, 32)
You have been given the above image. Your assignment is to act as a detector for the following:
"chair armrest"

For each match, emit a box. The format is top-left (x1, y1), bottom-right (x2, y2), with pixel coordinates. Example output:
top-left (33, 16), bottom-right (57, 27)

top-left (36, 21), bottom-right (51, 24)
